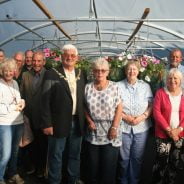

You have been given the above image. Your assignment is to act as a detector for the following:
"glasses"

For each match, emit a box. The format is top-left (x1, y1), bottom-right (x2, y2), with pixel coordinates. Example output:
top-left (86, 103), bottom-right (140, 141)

top-left (63, 54), bottom-right (77, 59)
top-left (93, 69), bottom-right (109, 73)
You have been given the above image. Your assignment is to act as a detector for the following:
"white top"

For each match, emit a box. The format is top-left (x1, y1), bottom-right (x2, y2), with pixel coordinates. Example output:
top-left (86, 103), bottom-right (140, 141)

top-left (85, 81), bottom-right (122, 147)
top-left (168, 91), bottom-right (182, 129)
top-left (0, 79), bottom-right (24, 125)
top-left (64, 68), bottom-right (77, 115)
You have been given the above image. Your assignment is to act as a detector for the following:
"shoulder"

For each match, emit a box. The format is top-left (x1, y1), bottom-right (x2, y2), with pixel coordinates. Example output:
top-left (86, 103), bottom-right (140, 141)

top-left (117, 79), bottom-right (126, 87)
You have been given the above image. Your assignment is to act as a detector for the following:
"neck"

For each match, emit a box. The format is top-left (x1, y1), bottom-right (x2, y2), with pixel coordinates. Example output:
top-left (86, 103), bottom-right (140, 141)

top-left (3, 78), bottom-right (12, 84)
top-left (63, 66), bottom-right (75, 72)
top-left (94, 80), bottom-right (108, 90)
top-left (168, 87), bottom-right (181, 95)
top-left (127, 78), bottom-right (137, 85)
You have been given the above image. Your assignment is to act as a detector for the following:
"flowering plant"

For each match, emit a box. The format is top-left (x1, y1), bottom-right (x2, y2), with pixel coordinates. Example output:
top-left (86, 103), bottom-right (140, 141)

top-left (43, 48), bottom-right (62, 69)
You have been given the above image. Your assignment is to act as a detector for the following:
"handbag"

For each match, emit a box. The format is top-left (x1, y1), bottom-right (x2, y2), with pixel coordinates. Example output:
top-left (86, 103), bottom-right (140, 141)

top-left (19, 115), bottom-right (34, 147)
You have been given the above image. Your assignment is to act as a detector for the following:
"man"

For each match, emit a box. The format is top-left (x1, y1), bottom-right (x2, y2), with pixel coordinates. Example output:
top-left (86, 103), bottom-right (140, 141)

top-left (24, 50), bottom-right (33, 71)
top-left (20, 51), bottom-right (47, 178)
top-left (41, 44), bottom-right (86, 184)
top-left (0, 49), bottom-right (5, 63)
top-left (14, 52), bottom-right (25, 85)
top-left (169, 48), bottom-right (184, 72)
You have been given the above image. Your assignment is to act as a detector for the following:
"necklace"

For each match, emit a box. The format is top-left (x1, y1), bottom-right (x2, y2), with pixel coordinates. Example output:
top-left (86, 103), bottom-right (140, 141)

top-left (94, 80), bottom-right (109, 91)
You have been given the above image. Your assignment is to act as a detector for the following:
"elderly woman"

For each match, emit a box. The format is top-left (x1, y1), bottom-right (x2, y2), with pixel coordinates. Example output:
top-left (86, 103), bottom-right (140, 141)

top-left (85, 58), bottom-right (122, 184)
top-left (0, 58), bottom-right (25, 184)
top-left (152, 68), bottom-right (184, 184)
top-left (117, 60), bottom-right (153, 184)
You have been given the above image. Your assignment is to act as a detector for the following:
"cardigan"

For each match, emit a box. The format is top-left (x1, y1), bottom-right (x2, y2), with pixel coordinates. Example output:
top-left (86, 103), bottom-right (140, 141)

top-left (153, 88), bottom-right (184, 138)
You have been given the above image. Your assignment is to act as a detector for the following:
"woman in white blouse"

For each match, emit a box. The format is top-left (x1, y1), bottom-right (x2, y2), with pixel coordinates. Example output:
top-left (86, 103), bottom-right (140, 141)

top-left (0, 58), bottom-right (25, 184)
top-left (85, 58), bottom-right (122, 184)
top-left (152, 68), bottom-right (184, 184)
top-left (117, 60), bottom-right (153, 184)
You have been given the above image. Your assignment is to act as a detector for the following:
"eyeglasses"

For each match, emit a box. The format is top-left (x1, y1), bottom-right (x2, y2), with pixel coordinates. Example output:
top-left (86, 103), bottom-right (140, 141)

top-left (93, 69), bottom-right (109, 73)
top-left (63, 54), bottom-right (77, 59)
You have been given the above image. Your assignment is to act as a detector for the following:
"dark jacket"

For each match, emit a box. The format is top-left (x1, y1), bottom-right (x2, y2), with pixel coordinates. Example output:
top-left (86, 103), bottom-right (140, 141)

top-left (41, 66), bottom-right (87, 138)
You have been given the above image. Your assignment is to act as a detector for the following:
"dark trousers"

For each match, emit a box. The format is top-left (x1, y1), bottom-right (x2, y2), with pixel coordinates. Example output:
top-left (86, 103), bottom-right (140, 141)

top-left (86, 142), bottom-right (119, 184)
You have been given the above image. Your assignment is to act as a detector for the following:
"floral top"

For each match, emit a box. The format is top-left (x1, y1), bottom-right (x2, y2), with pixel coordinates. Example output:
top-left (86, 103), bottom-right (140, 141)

top-left (118, 79), bottom-right (153, 134)
top-left (85, 81), bottom-right (122, 147)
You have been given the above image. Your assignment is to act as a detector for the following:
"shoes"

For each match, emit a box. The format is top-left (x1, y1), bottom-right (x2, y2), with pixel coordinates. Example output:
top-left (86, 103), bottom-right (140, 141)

top-left (26, 166), bottom-right (35, 175)
top-left (7, 174), bottom-right (24, 184)
top-left (75, 180), bottom-right (84, 184)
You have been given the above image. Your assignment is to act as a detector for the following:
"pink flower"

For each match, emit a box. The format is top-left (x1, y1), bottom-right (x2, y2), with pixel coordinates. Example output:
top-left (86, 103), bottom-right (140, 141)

top-left (44, 52), bottom-right (50, 58)
top-left (54, 57), bottom-right (60, 62)
top-left (152, 58), bottom-right (160, 64)
top-left (140, 60), bottom-right (148, 67)
top-left (43, 48), bottom-right (50, 53)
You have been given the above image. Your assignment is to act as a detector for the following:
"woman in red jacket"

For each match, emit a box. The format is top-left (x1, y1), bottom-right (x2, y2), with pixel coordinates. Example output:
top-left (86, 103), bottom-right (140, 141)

top-left (152, 68), bottom-right (184, 184)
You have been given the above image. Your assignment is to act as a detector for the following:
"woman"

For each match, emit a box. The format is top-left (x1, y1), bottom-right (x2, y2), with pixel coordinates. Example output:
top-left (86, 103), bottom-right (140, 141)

top-left (118, 60), bottom-right (153, 184)
top-left (85, 58), bottom-right (122, 184)
top-left (152, 68), bottom-right (184, 184)
top-left (0, 58), bottom-right (25, 184)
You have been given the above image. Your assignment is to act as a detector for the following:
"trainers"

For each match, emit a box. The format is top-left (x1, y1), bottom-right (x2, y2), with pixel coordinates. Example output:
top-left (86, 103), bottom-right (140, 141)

top-left (7, 174), bottom-right (24, 184)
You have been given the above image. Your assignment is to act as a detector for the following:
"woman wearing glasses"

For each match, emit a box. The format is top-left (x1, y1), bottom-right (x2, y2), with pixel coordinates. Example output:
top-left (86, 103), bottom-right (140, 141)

top-left (84, 58), bottom-right (122, 184)
top-left (117, 60), bottom-right (153, 184)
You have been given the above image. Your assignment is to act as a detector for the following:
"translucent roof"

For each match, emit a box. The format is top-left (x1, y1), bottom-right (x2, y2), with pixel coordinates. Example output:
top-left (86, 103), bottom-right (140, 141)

top-left (0, 0), bottom-right (184, 59)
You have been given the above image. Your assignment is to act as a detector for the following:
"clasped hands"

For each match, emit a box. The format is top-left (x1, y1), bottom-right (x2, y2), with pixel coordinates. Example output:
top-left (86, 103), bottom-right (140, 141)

top-left (123, 113), bottom-right (145, 126)
top-left (15, 99), bottom-right (25, 111)
top-left (167, 128), bottom-right (182, 141)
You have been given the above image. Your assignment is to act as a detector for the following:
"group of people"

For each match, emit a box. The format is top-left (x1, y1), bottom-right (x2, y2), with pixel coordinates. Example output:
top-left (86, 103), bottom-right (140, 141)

top-left (0, 45), bottom-right (184, 184)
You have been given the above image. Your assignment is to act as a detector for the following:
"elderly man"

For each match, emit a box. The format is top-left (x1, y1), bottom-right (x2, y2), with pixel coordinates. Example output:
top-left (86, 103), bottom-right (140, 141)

top-left (0, 49), bottom-right (5, 63)
top-left (14, 52), bottom-right (25, 85)
top-left (20, 51), bottom-right (47, 178)
top-left (24, 50), bottom-right (33, 71)
top-left (41, 44), bottom-right (86, 184)
top-left (169, 48), bottom-right (184, 72)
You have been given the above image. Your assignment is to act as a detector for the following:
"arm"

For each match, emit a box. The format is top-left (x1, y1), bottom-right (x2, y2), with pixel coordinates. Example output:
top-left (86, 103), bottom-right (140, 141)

top-left (85, 111), bottom-right (96, 131)
top-left (108, 102), bottom-right (123, 140)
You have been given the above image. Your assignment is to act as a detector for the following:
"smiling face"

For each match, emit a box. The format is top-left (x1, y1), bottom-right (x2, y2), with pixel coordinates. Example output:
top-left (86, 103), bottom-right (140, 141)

top-left (126, 63), bottom-right (139, 82)
top-left (62, 49), bottom-right (78, 70)
top-left (167, 73), bottom-right (181, 91)
top-left (170, 50), bottom-right (183, 68)
top-left (32, 53), bottom-right (45, 73)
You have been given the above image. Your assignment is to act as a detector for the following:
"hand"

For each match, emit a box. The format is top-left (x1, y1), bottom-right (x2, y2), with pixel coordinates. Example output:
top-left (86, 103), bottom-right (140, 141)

top-left (15, 99), bottom-right (25, 111)
top-left (170, 128), bottom-right (181, 141)
top-left (122, 113), bottom-right (134, 124)
top-left (43, 127), bottom-right (53, 135)
top-left (108, 127), bottom-right (117, 140)
top-left (88, 121), bottom-right (97, 131)
top-left (132, 115), bottom-right (145, 125)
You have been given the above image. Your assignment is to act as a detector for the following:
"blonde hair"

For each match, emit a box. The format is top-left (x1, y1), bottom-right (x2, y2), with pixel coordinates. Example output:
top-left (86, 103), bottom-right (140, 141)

top-left (125, 60), bottom-right (140, 73)
top-left (92, 57), bottom-right (110, 70)
top-left (0, 58), bottom-right (17, 76)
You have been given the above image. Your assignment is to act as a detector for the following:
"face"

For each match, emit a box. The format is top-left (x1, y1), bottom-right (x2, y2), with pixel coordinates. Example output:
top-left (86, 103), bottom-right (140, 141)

top-left (3, 68), bottom-right (15, 82)
top-left (0, 51), bottom-right (5, 62)
top-left (14, 54), bottom-right (24, 68)
top-left (62, 49), bottom-right (78, 69)
top-left (126, 64), bottom-right (139, 81)
top-left (32, 54), bottom-right (45, 73)
top-left (25, 51), bottom-right (33, 66)
top-left (93, 67), bottom-right (109, 82)
top-left (167, 74), bottom-right (181, 90)
top-left (170, 51), bottom-right (183, 68)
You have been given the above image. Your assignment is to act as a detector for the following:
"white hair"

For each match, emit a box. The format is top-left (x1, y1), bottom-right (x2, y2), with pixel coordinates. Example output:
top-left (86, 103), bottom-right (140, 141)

top-left (92, 57), bottom-right (110, 70)
top-left (62, 44), bottom-right (78, 55)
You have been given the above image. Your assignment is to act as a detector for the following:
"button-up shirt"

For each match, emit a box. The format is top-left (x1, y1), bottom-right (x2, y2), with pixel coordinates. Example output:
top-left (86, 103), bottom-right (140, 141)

top-left (117, 79), bottom-right (153, 134)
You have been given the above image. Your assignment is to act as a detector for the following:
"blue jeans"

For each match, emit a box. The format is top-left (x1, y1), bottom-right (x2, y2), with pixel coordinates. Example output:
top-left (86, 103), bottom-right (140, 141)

top-left (118, 129), bottom-right (149, 184)
top-left (48, 121), bottom-right (82, 184)
top-left (0, 124), bottom-right (23, 181)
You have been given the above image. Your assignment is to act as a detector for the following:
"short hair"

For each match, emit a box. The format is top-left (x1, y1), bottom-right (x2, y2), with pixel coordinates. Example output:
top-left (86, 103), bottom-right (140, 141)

top-left (33, 50), bottom-right (45, 60)
top-left (25, 49), bottom-right (33, 55)
top-left (0, 58), bottom-right (17, 76)
top-left (169, 48), bottom-right (183, 58)
top-left (166, 68), bottom-right (183, 86)
top-left (0, 48), bottom-right (5, 54)
top-left (14, 51), bottom-right (25, 60)
top-left (125, 60), bottom-right (141, 72)
top-left (92, 57), bottom-right (110, 70)
top-left (62, 44), bottom-right (78, 55)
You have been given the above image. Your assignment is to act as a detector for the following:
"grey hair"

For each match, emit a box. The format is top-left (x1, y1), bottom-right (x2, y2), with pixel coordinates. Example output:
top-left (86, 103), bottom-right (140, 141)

top-left (166, 68), bottom-right (183, 86)
top-left (92, 57), bottom-right (110, 70)
top-left (13, 51), bottom-right (25, 60)
top-left (0, 58), bottom-right (17, 76)
top-left (62, 44), bottom-right (78, 55)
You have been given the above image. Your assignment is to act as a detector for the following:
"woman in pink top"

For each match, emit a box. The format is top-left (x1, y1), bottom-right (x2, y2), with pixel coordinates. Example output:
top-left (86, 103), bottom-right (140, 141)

top-left (152, 68), bottom-right (184, 184)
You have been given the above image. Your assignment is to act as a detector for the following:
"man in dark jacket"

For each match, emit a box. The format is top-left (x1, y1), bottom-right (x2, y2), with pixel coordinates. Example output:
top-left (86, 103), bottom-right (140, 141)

top-left (41, 44), bottom-right (86, 184)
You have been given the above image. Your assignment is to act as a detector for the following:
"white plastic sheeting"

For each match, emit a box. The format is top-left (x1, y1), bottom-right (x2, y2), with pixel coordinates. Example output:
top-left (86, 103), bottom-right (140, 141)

top-left (0, 0), bottom-right (184, 58)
